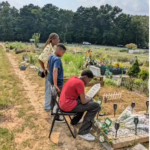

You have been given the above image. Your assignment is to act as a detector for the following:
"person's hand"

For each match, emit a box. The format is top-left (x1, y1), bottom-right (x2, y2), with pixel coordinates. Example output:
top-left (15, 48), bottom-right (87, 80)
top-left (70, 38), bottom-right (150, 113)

top-left (55, 86), bottom-right (60, 93)
top-left (44, 69), bottom-right (47, 77)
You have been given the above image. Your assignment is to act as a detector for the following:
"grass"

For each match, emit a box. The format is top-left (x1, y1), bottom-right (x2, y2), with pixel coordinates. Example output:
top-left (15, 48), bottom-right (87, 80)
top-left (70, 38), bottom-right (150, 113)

top-left (0, 46), bottom-right (38, 149)
top-left (0, 127), bottom-right (15, 150)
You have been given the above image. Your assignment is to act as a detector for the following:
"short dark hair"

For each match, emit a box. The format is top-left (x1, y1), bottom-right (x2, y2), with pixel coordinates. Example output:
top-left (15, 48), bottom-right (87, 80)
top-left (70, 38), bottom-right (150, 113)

top-left (57, 44), bottom-right (66, 51)
top-left (81, 70), bottom-right (94, 78)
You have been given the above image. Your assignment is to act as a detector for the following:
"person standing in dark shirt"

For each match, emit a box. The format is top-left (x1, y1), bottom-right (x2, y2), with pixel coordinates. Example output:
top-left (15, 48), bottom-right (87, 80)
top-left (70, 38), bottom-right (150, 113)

top-left (48, 44), bottom-right (66, 122)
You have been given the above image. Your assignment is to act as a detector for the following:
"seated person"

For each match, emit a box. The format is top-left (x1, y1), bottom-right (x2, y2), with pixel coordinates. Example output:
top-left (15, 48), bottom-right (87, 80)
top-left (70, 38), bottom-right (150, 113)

top-left (59, 70), bottom-right (100, 141)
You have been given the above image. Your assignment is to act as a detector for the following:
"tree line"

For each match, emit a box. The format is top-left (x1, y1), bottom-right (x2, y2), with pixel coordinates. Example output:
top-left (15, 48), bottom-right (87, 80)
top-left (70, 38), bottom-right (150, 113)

top-left (0, 1), bottom-right (149, 47)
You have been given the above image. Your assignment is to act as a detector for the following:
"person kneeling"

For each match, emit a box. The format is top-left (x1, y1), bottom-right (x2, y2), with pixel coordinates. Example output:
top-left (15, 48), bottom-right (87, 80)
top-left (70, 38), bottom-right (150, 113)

top-left (59, 70), bottom-right (100, 141)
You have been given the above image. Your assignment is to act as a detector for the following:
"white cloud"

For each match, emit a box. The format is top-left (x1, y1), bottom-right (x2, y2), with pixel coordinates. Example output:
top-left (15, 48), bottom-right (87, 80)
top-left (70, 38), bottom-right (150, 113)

top-left (77, 0), bottom-right (149, 15)
top-left (4, 0), bottom-right (149, 15)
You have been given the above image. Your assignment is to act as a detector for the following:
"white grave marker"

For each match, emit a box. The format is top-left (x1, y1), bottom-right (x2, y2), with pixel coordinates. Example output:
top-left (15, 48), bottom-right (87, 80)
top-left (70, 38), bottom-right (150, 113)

top-left (90, 65), bottom-right (101, 77)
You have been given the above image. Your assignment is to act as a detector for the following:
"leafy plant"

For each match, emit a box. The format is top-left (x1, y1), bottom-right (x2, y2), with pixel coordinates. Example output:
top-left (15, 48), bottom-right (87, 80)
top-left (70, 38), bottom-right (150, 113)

top-left (128, 57), bottom-right (140, 77)
top-left (125, 43), bottom-right (137, 50)
top-left (62, 53), bottom-right (74, 64)
top-left (104, 78), bottom-right (116, 86)
top-left (127, 57), bottom-right (140, 91)
top-left (32, 33), bottom-right (40, 47)
top-left (113, 62), bottom-right (124, 68)
top-left (138, 70), bottom-right (149, 80)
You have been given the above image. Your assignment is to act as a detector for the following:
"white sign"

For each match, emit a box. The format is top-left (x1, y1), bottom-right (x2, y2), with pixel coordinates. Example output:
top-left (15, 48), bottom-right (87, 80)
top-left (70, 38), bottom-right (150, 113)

top-left (86, 84), bottom-right (101, 98)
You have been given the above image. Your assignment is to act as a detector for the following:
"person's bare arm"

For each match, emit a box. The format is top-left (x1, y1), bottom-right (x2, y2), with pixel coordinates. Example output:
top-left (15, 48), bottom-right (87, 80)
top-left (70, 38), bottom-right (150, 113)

top-left (53, 68), bottom-right (60, 92)
top-left (39, 59), bottom-right (47, 77)
top-left (47, 63), bottom-right (49, 71)
top-left (80, 94), bottom-right (91, 104)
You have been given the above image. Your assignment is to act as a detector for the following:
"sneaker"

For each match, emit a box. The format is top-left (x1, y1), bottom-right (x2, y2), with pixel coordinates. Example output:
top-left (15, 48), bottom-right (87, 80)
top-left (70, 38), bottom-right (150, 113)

top-left (55, 116), bottom-right (65, 123)
top-left (78, 133), bottom-right (95, 141)
top-left (44, 108), bottom-right (51, 111)
top-left (78, 118), bottom-right (83, 124)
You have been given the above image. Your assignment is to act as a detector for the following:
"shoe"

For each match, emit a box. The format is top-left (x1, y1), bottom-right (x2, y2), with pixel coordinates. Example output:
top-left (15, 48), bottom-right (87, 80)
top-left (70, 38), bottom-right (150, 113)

top-left (78, 133), bottom-right (95, 141)
top-left (55, 116), bottom-right (65, 123)
top-left (44, 109), bottom-right (51, 111)
top-left (78, 118), bottom-right (83, 124)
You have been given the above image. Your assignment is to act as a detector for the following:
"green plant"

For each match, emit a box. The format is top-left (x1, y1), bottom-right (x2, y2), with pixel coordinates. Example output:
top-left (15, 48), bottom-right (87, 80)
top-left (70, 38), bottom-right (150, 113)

top-left (32, 33), bottom-right (40, 47)
top-left (125, 43), bottom-right (137, 50)
top-left (117, 56), bottom-right (129, 62)
top-left (29, 55), bottom-right (38, 65)
top-left (119, 49), bottom-right (128, 52)
top-left (138, 70), bottom-right (149, 80)
top-left (127, 57), bottom-right (140, 91)
top-left (134, 79), bottom-right (149, 96)
top-left (138, 61), bottom-right (143, 66)
top-left (144, 61), bottom-right (149, 67)
top-left (0, 127), bottom-right (15, 150)
top-left (134, 79), bottom-right (143, 86)
top-left (62, 53), bottom-right (74, 64)
top-left (128, 57), bottom-right (141, 77)
top-left (113, 62), bottom-right (124, 68)
top-left (104, 78), bottom-right (116, 86)
top-left (105, 48), bottom-right (111, 51)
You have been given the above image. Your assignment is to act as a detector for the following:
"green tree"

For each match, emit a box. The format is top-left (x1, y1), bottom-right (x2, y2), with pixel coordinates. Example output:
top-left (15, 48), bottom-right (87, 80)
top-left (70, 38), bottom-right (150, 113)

top-left (127, 56), bottom-right (141, 91)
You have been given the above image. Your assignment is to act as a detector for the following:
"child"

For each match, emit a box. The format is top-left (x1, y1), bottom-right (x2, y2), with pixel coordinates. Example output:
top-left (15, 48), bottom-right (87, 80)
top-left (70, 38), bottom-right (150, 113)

top-left (38, 33), bottom-right (59, 111)
top-left (59, 70), bottom-right (100, 141)
top-left (48, 43), bottom-right (66, 122)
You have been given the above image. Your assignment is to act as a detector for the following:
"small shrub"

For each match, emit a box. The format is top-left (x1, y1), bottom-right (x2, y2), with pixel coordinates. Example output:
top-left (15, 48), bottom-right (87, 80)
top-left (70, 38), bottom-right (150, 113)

top-left (138, 70), bottom-right (149, 80)
top-left (104, 78), bottom-right (116, 86)
top-left (113, 62), bottom-right (124, 68)
top-left (119, 49), bottom-right (128, 52)
top-left (134, 79), bottom-right (143, 86)
top-left (105, 48), bottom-right (111, 51)
top-left (125, 43), bottom-right (137, 50)
top-left (128, 57), bottom-right (140, 78)
top-left (138, 61), bottom-right (143, 66)
top-left (144, 61), bottom-right (149, 67)
top-left (117, 56), bottom-right (129, 62)
top-left (32, 33), bottom-right (40, 47)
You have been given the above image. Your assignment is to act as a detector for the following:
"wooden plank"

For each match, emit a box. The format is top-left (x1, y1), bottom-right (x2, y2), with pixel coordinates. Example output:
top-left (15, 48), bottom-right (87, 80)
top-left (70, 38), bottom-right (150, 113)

top-left (108, 134), bottom-right (149, 149)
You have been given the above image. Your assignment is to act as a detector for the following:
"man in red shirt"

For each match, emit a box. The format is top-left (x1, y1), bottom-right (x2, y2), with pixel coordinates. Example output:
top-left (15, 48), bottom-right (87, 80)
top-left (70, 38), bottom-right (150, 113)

top-left (59, 70), bottom-right (100, 141)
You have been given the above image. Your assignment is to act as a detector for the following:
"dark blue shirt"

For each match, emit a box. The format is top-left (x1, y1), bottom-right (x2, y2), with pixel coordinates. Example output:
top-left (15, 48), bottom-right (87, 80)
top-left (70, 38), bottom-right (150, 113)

top-left (48, 55), bottom-right (63, 86)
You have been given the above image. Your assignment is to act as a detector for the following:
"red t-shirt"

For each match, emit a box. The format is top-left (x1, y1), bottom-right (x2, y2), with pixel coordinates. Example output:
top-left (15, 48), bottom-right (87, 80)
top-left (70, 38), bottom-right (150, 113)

top-left (59, 76), bottom-right (85, 112)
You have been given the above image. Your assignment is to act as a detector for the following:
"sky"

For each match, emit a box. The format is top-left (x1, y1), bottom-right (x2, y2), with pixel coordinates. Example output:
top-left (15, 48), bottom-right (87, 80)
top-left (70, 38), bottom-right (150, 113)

top-left (3, 0), bottom-right (149, 15)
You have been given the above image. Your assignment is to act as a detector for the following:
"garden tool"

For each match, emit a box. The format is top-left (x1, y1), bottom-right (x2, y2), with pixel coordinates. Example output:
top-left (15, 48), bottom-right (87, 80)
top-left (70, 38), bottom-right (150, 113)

top-left (131, 102), bottom-right (135, 113)
top-left (134, 117), bottom-right (139, 135)
top-left (20, 63), bottom-right (30, 71)
top-left (113, 104), bottom-right (117, 117)
top-left (115, 122), bottom-right (120, 138)
top-left (146, 101), bottom-right (149, 113)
